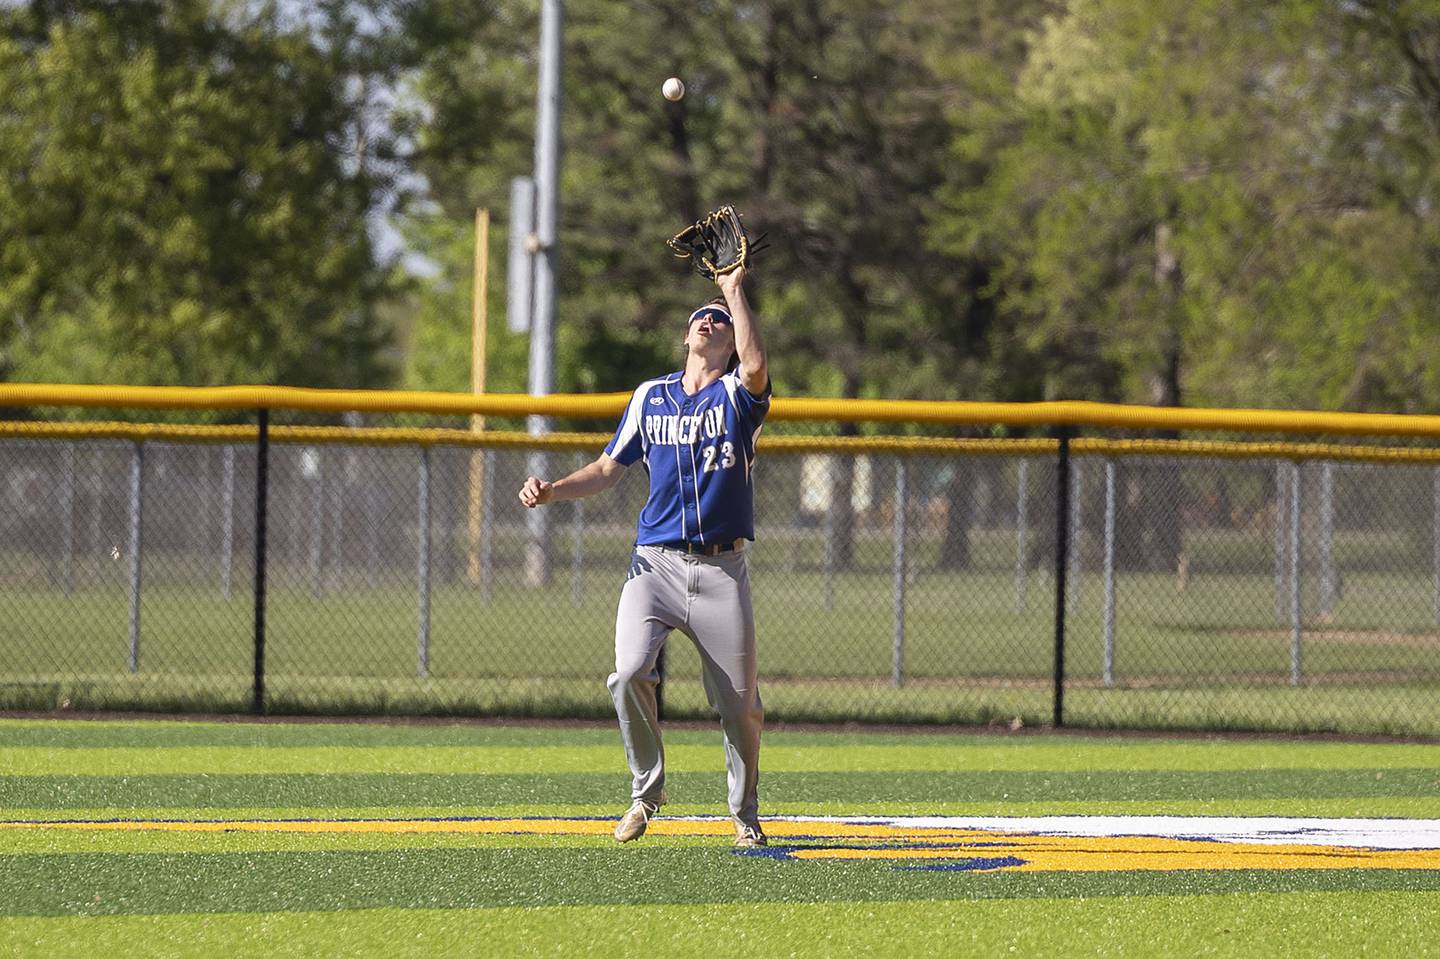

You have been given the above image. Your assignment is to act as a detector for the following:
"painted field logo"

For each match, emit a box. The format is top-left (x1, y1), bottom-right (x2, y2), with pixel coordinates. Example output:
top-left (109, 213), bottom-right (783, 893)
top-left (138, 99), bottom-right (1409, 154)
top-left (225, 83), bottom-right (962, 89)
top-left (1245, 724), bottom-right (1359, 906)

top-left (6, 815), bottom-right (1439, 873)
top-left (722, 816), bottom-right (1440, 872)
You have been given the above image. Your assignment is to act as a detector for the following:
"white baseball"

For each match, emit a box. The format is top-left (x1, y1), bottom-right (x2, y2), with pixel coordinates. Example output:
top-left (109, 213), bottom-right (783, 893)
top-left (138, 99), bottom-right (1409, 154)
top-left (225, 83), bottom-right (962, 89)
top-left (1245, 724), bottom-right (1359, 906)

top-left (662, 77), bottom-right (685, 101)
top-left (110, 545), bottom-right (120, 561)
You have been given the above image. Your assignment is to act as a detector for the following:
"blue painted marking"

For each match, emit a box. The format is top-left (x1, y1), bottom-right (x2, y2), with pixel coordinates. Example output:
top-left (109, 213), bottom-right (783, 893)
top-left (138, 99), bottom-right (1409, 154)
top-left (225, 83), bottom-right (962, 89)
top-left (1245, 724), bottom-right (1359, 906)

top-left (896, 856), bottom-right (1029, 873)
top-left (731, 841), bottom-right (1026, 865)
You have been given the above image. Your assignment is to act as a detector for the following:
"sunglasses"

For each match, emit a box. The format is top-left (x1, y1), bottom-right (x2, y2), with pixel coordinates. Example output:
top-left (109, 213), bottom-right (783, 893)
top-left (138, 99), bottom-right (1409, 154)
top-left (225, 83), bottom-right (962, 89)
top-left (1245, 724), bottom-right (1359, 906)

top-left (688, 307), bottom-right (732, 327)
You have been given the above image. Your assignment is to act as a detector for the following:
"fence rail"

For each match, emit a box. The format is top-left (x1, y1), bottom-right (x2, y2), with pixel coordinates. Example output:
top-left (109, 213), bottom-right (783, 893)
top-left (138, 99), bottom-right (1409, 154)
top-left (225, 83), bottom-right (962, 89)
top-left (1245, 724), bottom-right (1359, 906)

top-left (1, 385), bottom-right (1439, 736)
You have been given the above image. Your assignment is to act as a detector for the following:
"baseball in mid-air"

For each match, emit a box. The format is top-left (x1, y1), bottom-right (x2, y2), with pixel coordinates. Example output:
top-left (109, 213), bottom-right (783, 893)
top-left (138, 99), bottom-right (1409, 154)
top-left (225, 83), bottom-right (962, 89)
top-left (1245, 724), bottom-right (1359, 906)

top-left (662, 77), bottom-right (685, 101)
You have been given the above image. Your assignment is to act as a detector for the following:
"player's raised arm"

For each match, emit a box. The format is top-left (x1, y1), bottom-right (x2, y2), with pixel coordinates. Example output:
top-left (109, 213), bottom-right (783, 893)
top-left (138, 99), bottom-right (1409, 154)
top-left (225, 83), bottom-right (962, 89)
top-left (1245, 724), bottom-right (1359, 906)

top-left (717, 266), bottom-right (767, 396)
top-left (518, 453), bottom-right (624, 508)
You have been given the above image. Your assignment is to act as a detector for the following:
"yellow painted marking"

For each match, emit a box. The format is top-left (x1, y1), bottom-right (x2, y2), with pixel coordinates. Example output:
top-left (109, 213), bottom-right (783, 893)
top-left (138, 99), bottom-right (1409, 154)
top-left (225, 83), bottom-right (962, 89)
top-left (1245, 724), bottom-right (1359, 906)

top-left (5, 818), bottom-right (1438, 872)
top-left (0, 819), bottom-right (647, 837)
top-left (0, 819), bottom-right (929, 838)
top-left (786, 833), bottom-right (1440, 871)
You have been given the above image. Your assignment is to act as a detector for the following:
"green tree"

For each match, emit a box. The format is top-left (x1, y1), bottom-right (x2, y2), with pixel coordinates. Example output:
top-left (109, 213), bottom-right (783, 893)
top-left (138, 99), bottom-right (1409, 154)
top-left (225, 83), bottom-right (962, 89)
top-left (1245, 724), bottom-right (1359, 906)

top-left (939, 0), bottom-right (1440, 414)
top-left (401, 0), bottom-right (732, 399)
top-left (401, 0), bottom-right (1032, 402)
top-left (927, 0), bottom-right (1440, 570)
top-left (0, 0), bottom-right (402, 391)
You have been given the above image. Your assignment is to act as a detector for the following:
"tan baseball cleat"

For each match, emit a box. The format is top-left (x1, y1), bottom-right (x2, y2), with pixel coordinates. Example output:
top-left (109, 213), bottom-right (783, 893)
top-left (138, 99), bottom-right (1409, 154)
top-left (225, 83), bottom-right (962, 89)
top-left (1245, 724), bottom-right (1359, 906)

top-left (614, 795), bottom-right (663, 843)
top-left (733, 819), bottom-right (767, 848)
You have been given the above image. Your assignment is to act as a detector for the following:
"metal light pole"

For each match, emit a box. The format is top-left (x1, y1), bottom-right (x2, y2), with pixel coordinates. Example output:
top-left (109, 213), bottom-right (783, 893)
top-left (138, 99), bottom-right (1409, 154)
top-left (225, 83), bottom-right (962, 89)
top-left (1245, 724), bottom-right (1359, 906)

top-left (524, 0), bottom-right (562, 588)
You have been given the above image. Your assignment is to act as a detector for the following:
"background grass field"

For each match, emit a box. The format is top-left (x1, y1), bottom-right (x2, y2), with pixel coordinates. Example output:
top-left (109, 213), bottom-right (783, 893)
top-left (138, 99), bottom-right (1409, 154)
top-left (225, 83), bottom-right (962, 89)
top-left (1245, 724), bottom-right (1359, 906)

top-left (6, 446), bottom-right (1440, 737)
top-left (3, 561), bottom-right (1438, 735)
top-left (2, 716), bottom-right (1439, 957)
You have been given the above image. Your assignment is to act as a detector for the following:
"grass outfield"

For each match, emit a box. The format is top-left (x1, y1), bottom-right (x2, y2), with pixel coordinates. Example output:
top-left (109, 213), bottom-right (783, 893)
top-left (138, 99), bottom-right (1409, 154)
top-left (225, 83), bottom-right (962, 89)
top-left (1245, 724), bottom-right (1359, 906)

top-left (2, 718), bottom-right (1439, 956)
top-left (7, 569), bottom-right (1440, 682)
top-left (1, 567), bottom-right (1438, 735)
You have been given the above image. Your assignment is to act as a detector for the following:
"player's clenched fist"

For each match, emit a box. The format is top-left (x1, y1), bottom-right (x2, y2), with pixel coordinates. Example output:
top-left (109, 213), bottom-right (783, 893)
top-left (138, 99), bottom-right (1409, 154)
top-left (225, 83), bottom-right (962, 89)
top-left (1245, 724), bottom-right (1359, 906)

top-left (518, 476), bottom-right (553, 508)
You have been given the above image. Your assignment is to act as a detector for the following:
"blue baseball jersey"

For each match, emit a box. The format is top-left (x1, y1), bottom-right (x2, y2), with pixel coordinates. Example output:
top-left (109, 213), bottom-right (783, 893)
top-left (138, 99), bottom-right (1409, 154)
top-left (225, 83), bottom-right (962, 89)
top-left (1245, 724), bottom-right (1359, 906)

top-left (604, 368), bottom-right (772, 547)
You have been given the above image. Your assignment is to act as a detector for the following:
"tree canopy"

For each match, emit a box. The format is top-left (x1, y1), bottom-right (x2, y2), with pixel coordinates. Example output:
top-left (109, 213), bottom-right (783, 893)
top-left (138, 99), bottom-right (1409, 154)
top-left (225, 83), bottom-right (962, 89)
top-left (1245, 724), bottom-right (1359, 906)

top-left (0, 0), bottom-right (403, 388)
top-left (9, 0), bottom-right (1440, 417)
top-left (400, 0), bottom-right (1440, 415)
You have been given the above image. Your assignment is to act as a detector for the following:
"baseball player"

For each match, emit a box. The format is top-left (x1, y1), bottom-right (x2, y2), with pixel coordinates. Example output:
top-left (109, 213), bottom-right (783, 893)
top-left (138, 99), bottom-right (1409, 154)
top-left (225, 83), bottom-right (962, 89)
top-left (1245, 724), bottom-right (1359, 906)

top-left (518, 265), bottom-right (770, 848)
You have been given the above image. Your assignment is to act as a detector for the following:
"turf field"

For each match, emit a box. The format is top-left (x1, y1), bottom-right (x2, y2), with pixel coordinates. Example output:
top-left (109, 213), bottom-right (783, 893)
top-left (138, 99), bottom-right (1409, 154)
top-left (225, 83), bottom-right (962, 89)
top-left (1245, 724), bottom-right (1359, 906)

top-left (2, 717), bottom-right (1439, 957)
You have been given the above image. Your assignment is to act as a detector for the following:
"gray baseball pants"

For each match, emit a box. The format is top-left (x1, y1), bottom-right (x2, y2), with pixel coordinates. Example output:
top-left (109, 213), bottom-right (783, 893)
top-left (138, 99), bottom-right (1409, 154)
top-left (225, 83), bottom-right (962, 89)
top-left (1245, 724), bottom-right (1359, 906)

top-left (607, 543), bottom-right (763, 822)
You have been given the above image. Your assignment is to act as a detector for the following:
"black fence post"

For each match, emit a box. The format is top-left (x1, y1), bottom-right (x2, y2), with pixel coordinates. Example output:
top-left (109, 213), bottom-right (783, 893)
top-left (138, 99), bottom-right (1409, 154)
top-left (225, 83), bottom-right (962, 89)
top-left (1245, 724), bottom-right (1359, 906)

top-left (656, 646), bottom-right (666, 721)
top-left (253, 408), bottom-right (270, 716)
top-left (1052, 426), bottom-right (1072, 728)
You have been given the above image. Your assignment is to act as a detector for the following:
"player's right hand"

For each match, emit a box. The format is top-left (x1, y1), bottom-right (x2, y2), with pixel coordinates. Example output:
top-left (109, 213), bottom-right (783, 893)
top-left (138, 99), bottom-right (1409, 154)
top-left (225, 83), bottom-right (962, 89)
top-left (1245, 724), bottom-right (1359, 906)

top-left (518, 476), bottom-right (553, 508)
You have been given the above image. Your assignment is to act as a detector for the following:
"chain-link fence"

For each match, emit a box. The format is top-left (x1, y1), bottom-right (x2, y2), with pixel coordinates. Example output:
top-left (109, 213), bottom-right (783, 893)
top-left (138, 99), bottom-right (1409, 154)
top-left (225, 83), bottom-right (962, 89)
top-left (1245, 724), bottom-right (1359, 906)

top-left (2, 408), bottom-right (1438, 736)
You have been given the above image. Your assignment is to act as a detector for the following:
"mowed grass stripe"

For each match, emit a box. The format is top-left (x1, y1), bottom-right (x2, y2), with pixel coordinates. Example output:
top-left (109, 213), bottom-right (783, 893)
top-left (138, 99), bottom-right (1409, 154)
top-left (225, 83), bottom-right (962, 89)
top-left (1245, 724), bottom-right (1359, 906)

top-left (10, 796), bottom-right (1440, 824)
top-left (7, 893), bottom-right (1440, 959)
top-left (13, 741), bottom-right (1440, 776)
top-left (0, 745), bottom-right (637, 777)
top-left (5, 769), bottom-right (1440, 811)
top-left (0, 720), bottom-right (623, 750)
top-left (0, 829), bottom-right (648, 856)
top-left (5, 848), bottom-right (1440, 918)
top-left (6, 722), bottom-right (1440, 773)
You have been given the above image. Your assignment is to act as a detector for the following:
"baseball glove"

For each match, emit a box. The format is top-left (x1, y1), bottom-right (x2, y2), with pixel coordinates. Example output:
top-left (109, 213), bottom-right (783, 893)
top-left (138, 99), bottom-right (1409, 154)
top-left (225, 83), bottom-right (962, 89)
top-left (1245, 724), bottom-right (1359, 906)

top-left (667, 205), bottom-right (767, 280)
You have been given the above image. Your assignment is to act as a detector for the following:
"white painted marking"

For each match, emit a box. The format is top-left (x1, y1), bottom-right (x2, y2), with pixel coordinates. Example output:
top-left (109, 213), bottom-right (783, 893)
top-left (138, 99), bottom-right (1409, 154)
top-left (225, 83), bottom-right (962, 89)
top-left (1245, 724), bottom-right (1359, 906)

top-left (687, 815), bottom-right (1440, 850)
